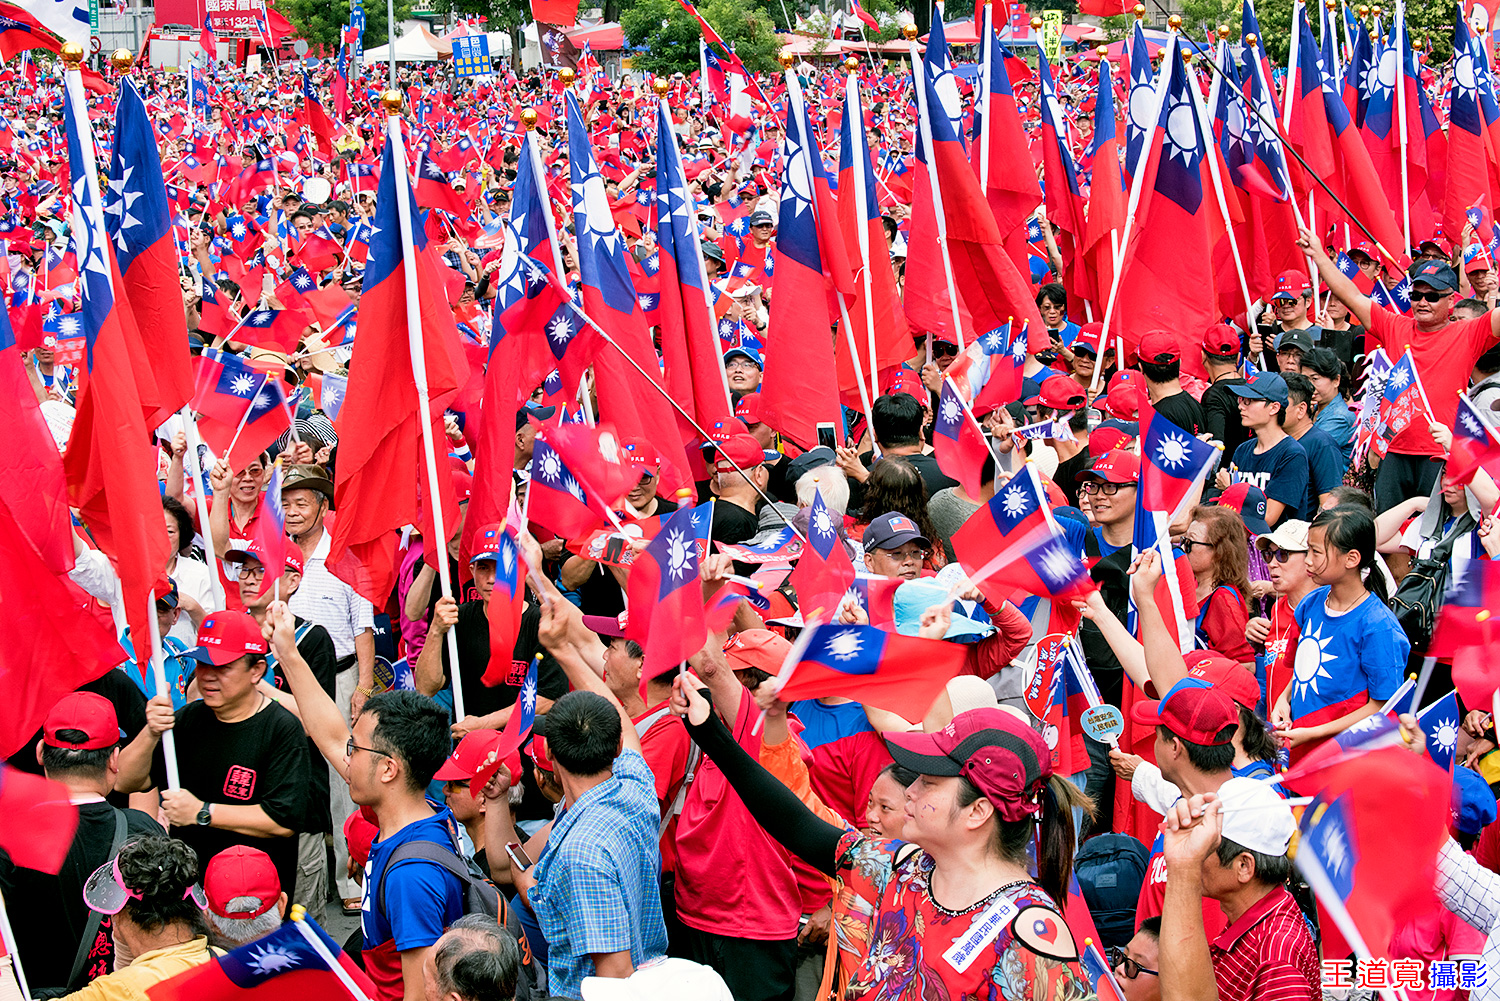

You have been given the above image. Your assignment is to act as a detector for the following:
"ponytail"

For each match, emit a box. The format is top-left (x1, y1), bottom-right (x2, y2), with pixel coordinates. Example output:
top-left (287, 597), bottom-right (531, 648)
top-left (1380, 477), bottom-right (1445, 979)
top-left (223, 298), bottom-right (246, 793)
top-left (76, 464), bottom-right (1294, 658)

top-left (1238, 704), bottom-right (1281, 767)
top-left (958, 775), bottom-right (1095, 906)
top-left (1310, 504), bottom-right (1387, 602)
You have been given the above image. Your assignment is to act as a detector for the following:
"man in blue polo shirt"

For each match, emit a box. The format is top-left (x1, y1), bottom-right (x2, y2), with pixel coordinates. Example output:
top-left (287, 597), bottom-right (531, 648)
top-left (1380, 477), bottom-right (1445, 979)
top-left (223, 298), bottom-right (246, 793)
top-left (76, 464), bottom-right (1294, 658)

top-left (1219, 372), bottom-right (1310, 528)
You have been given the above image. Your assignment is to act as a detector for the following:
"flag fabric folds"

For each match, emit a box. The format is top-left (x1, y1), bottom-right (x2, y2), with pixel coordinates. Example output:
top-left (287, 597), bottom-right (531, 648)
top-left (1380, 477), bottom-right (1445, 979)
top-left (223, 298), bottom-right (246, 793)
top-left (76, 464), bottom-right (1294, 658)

top-left (775, 621), bottom-right (967, 721)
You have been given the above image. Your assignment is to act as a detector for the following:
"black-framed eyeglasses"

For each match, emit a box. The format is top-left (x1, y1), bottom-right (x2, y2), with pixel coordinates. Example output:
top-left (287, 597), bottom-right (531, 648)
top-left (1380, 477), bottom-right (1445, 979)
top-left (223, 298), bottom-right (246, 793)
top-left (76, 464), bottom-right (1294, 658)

top-left (346, 739), bottom-right (390, 759)
top-left (1264, 547), bottom-right (1302, 563)
top-left (931, 342), bottom-right (958, 357)
top-left (1409, 290), bottom-right (1448, 303)
top-left (1080, 480), bottom-right (1132, 496)
top-left (1109, 947), bottom-right (1158, 980)
top-left (1180, 539), bottom-right (1213, 553)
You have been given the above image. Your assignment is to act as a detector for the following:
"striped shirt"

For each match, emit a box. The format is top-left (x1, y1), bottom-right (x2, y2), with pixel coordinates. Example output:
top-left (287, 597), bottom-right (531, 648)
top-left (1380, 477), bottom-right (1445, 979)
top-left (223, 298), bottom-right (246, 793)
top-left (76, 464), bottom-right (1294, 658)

top-left (274, 414), bottom-right (339, 453)
top-left (287, 526), bottom-right (374, 660)
top-left (1437, 838), bottom-right (1500, 1001)
top-left (1210, 885), bottom-right (1319, 1001)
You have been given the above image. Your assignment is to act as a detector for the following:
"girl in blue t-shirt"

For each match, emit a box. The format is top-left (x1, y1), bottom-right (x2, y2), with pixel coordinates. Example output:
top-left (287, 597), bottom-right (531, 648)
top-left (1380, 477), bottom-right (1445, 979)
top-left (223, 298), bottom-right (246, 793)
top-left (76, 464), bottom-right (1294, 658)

top-left (1270, 505), bottom-right (1408, 761)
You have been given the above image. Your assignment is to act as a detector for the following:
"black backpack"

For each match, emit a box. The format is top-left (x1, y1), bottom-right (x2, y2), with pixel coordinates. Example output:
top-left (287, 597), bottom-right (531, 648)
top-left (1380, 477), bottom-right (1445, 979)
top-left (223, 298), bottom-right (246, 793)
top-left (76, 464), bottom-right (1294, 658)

top-left (375, 838), bottom-right (503, 924)
top-left (1073, 833), bottom-right (1149, 948)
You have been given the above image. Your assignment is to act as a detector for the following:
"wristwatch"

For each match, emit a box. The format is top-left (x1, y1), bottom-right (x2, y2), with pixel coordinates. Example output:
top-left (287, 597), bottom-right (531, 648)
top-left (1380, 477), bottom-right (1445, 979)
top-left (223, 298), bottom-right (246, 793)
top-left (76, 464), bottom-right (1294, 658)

top-left (196, 803), bottom-right (213, 827)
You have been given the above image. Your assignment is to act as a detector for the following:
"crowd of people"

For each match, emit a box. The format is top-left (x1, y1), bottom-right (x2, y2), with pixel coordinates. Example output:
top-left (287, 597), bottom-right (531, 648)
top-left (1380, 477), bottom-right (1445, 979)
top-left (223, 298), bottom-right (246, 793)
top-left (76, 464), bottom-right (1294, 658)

top-left (7, 10), bottom-right (1500, 1001)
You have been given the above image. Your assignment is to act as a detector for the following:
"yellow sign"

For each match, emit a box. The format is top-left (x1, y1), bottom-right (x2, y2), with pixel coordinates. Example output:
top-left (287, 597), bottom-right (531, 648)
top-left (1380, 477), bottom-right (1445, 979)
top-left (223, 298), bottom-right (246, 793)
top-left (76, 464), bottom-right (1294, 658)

top-left (1041, 9), bottom-right (1063, 63)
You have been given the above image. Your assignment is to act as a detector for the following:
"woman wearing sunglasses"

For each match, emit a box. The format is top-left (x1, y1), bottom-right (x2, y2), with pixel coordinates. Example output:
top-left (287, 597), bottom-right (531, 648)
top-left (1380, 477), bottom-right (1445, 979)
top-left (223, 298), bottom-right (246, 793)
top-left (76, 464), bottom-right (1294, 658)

top-left (1245, 521), bottom-right (1317, 717)
top-left (67, 836), bottom-right (216, 1000)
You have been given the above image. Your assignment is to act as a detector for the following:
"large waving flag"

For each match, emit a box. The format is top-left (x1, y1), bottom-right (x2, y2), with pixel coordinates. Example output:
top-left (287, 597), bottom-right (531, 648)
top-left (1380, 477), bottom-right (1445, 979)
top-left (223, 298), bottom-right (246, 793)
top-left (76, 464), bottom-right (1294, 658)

top-left (1037, 47), bottom-right (1093, 309)
top-left (60, 69), bottom-right (171, 654)
top-left (106, 78), bottom-right (193, 430)
top-left (147, 914), bottom-right (377, 1001)
top-left (1289, 746), bottom-right (1450, 965)
top-left (626, 502), bottom-right (714, 680)
top-left (759, 72), bottom-right (851, 450)
top-left (1083, 57), bottom-right (1127, 306)
top-left (653, 99), bottom-right (733, 437)
top-left (0, 0), bottom-right (89, 45)
top-left (836, 72), bottom-right (909, 410)
top-left (0, 299), bottom-right (74, 574)
top-left (775, 621), bottom-right (968, 721)
top-left (327, 126), bottom-right (467, 605)
top-left (787, 491), bottom-right (857, 619)
top-left (1112, 35), bottom-right (1220, 341)
top-left (1444, 13), bottom-right (1495, 245)
top-left (1431, 558), bottom-right (1500, 671)
top-left (904, 15), bottom-right (1044, 348)
top-left (566, 92), bottom-right (689, 492)
top-left (1448, 392), bottom-right (1500, 486)
top-left (526, 424), bottom-right (637, 539)
top-left (952, 465), bottom-right (1094, 602)
top-left (974, 9), bottom-right (1042, 256)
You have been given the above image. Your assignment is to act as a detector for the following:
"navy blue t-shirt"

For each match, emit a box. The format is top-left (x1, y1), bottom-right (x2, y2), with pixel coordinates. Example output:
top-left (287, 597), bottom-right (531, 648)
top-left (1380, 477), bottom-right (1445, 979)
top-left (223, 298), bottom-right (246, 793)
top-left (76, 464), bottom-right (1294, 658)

top-left (1229, 434), bottom-right (1309, 525)
top-left (1296, 425), bottom-right (1346, 515)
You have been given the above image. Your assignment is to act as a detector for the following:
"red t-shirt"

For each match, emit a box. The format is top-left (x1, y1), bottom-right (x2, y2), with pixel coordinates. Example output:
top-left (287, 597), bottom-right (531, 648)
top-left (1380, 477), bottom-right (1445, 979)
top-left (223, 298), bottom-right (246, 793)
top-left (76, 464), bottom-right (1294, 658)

top-left (1367, 306), bottom-right (1498, 455)
top-left (1264, 594), bottom-right (1302, 707)
top-left (634, 702), bottom-right (692, 875)
top-left (673, 690), bottom-right (801, 940)
top-left (1136, 832), bottom-right (1228, 938)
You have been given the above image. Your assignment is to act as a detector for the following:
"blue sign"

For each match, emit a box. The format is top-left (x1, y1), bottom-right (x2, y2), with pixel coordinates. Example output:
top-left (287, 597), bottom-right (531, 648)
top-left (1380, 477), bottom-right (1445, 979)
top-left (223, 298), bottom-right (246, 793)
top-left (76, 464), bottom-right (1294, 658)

top-left (452, 34), bottom-right (490, 77)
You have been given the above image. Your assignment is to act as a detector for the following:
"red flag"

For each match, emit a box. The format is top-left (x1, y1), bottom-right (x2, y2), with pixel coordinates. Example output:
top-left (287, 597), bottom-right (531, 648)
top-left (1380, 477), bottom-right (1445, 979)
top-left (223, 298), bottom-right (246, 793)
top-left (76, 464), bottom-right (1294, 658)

top-left (777, 622), bottom-right (967, 721)
top-left (526, 423), bottom-right (638, 539)
top-left (147, 916), bottom-right (378, 1001)
top-left (531, 0), bottom-right (578, 25)
top-left (328, 132), bottom-right (467, 605)
top-left (0, 316), bottom-right (74, 574)
top-left (476, 524), bottom-right (528, 688)
top-left (625, 503), bottom-right (712, 680)
top-left (0, 765), bottom-right (79, 873)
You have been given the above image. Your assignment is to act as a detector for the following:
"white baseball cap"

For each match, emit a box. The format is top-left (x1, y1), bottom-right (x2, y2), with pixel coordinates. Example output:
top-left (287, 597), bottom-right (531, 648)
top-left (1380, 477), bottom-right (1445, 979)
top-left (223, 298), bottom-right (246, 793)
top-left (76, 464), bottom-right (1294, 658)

top-left (1215, 777), bottom-right (1296, 856)
top-left (581, 958), bottom-right (732, 1001)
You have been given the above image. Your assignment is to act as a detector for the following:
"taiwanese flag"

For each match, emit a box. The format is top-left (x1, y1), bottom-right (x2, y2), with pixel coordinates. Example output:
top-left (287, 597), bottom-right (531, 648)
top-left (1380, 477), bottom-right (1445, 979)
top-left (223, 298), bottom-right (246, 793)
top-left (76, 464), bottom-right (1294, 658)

top-left (952, 465), bottom-right (1094, 602)
top-left (836, 74), bottom-right (909, 410)
top-left (1444, 15), bottom-right (1493, 246)
top-left (299, 68), bottom-right (342, 151)
top-left (652, 101), bottom-right (733, 436)
top-left (413, 153), bottom-right (471, 217)
top-left (1112, 35), bottom-right (1220, 339)
top-left (146, 915), bottom-right (377, 1001)
top-left (905, 16), bottom-right (1044, 346)
top-left (1083, 57), bottom-right (1127, 308)
top-left (0, 10), bottom-right (62, 59)
top-left (759, 76), bottom-right (851, 451)
top-left (1375, 349), bottom-right (1428, 459)
top-left (933, 378), bottom-right (990, 497)
top-left (566, 92), bottom-right (690, 494)
top-left (845, 575), bottom-right (901, 629)
top-left (1123, 20), bottom-right (1157, 180)
top-left (1023, 632), bottom-right (1090, 776)
top-left (494, 653), bottom-right (539, 758)
top-left (626, 502), bottom-right (714, 681)
top-left (973, 8), bottom-right (1042, 260)
top-left (60, 75), bottom-right (171, 657)
top-left (220, 374), bottom-right (291, 472)
top-left (947, 319), bottom-right (1027, 416)
top-left (787, 492), bottom-right (857, 620)
top-left (227, 157), bottom-right (278, 207)
top-left (328, 126), bottom-right (468, 606)
top-left (292, 229), bottom-right (344, 274)
top-left (192, 348), bottom-right (264, 426)
top-left (1431, 558), bottom-right (1500, 675)
top-left (237, 304), bottom-right (311, 354)
top-left (526, 425), bottom-right (636, 539)
top-left (199, 11), bottom-right (216, 60)
top-left (1079, 940), bottom-right (1128, 1000)
top-left (1134, 395), bottom-right (1221, 533)
top-left (716, 526), bottom-right (805, 564)
top-left (246, 461), bottom-right (286, 599)
top-left (1037, 48), bottom-right (1093, 310)
top-left (0, 766), bottom-right (78, 873)
top-left (106, 78), bottom-right (193, 430)
top-left (776, 622), bottom-right (967, 721)
top-left (1289, 747), bottom-right (1450, 964)
top-left (196, 276), bottom-right (238, 340)
top-left (1448, 392), bottom-right (1500, 486)
top-left (474, 523), bottom-right (529, 688)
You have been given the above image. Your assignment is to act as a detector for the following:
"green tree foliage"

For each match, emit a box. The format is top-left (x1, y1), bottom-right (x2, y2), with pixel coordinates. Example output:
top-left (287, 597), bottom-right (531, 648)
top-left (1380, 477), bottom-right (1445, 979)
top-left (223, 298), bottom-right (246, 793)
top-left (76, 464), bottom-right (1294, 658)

top-left (280, 0), bottom-right (411, 49)
top-left (620, 0), bottom-right (781, 75)
top-left (1176, 0), bottom-right (1451, 66)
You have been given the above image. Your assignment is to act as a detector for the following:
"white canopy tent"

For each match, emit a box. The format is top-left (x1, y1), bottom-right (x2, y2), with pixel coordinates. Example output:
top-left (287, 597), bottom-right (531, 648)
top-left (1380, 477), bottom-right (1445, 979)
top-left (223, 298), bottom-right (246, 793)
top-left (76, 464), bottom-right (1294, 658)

top-left (363, 24), bottom-right (449, 64)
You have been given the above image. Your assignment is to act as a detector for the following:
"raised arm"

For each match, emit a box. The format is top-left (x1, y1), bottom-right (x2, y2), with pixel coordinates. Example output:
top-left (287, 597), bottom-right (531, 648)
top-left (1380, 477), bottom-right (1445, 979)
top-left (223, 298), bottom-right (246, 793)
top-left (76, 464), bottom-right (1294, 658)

top-left (264, 601), bottom-right (351, 781)
top-left (1297, 227), bottom-right (1372, 328)
top-left (536, 593), bottom-right (642, 756)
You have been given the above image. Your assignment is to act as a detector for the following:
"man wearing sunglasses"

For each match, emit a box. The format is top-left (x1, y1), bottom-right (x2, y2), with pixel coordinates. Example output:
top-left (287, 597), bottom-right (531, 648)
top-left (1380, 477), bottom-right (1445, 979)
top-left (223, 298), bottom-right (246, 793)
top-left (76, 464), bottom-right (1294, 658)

top-left (1113, 918), bottom-right (1161, 1001)
top-left (1301, 229), bottom-right (1500, 511)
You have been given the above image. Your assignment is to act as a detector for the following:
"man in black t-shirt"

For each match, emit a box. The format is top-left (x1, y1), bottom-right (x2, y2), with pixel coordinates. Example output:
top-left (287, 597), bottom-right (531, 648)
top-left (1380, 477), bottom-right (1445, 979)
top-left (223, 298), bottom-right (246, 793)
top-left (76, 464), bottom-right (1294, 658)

top-left (1137, 331), bottom-right (1206, 436)
top-left (226, 536), bottom-right (339, 921)
top-left (116, 611), bottom-right (310, 899)
top-left (1198, 324), bottom-right (1251, 475)
top-left (0, 693), bottom-right (163, 993)
top-left (5, 669), bottom-right (147, 812)
top-left (417, 524), bottom-right (569, 734)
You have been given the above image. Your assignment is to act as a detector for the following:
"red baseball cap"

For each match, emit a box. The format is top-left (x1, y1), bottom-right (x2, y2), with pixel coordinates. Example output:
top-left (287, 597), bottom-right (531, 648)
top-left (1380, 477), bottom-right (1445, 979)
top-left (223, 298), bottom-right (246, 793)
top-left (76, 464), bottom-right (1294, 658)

top-left (1024, 376), bottom-right (1087, 411)
top-left (1076, 449), bottom-right (1140, 484)
top-left (225, 538), bottom-right (304, 576)
top-left (204, 846), bottom-right (281, 919)
top-left (1088, 425), bottom-right (1135, 455)
top-left (735, 393), bottom-right (766, 426)
top-left (434, 729), bottom-right (505, 782)
top-left (1102, 382), bottom-right (1143, 420)
top-left (886, 368), bottom-right (926, 400)
top-left (886, 708), bottom-right (1052, 822)
top-left (621, 438), bottom-right (661, 472)
top-left (343, 810), bottom-right (379, 869)
top-left (714, 433), bottom-right (769, 473)
top-left (1181, 651), bottom-right (1262, 710)
top-left (1106, 370), bottom-right (1141, 394)
top-left (704, 417), bottom-right (749, 445)
top-left (1072, 322), bottom-right (1104, 356)
top-left (1130, 679), bottom-right (1237, 745)
top-left (722, 628), bottom-right (791, 673)
top-left (185, 611), bottom-right (270, 667)
top-left (1137, 331), bottom-right (1181, 364)
top-left (43, 692), bottom-right (119, 750)
top-left (1271, 269), bottom-right (1312, 300)
top-left (1200, 324), bottom-right (1240, 357)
